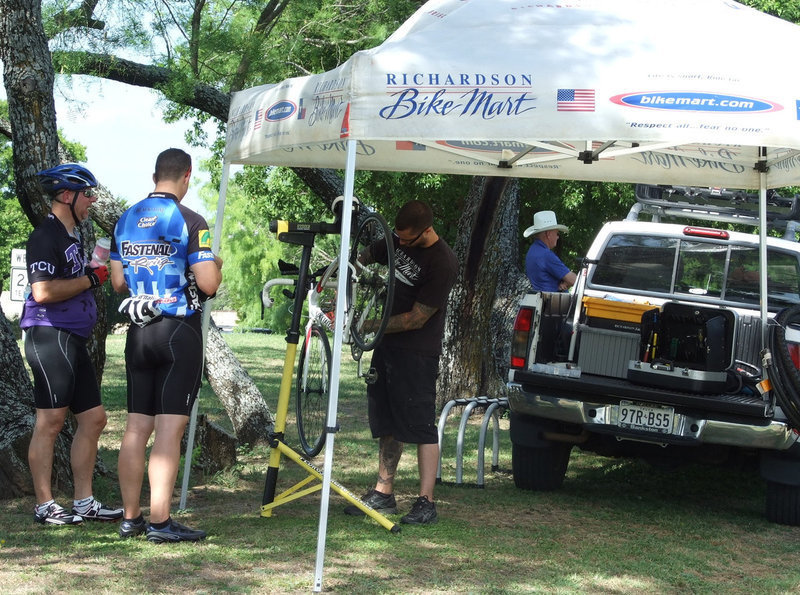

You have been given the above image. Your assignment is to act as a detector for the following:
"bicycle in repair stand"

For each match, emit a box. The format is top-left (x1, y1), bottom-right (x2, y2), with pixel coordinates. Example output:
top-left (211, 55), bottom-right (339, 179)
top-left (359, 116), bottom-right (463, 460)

top-left (260, 198), bottom-right (399, 532)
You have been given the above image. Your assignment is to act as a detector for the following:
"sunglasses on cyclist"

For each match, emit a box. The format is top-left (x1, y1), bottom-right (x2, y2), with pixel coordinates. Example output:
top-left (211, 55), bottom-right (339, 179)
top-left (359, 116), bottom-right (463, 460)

top-left (82, 188), bottom-right (96, 198)
top-left (393, 227), bottom-right (427, 246)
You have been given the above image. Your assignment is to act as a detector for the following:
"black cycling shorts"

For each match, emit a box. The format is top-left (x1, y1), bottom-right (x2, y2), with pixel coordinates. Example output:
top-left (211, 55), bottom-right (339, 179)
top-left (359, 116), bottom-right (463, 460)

top-left (367, 344), bottom-right (439, 444)
top-left (124, 314), bottom-right (203, 416)
top-left (24, 326), bottom-right (101, 413)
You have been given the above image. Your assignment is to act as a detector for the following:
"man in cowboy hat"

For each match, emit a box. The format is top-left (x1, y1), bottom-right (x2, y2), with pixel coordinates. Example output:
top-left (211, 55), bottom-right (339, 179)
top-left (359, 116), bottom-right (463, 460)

top-left (523, 210), bottom-right (577, 292)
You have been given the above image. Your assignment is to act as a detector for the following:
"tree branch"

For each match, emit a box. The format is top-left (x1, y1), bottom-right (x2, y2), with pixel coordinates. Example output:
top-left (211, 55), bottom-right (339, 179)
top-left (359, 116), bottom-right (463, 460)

top-left (51, 51), bottom-right (232, 121)
top-left (0, 116), bottom-right (11, 140)
top-left (49, 50), bottom-right (344, 206)
top-left (53, 0), bottom-right (105, 30)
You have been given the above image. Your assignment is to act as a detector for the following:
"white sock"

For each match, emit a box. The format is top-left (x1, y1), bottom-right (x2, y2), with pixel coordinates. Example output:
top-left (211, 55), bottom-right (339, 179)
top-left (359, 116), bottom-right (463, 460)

top-left (36, 499), bottom-right (55, 513)
top-left (73, 496), bottom-right (94, 511)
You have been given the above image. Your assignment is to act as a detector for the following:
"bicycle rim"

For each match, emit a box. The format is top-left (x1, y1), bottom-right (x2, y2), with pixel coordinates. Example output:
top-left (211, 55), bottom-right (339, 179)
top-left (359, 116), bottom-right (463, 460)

top-left (349, 212), bottom-right (395, 351)
top-left (295, 324), bottom-right (331, 457)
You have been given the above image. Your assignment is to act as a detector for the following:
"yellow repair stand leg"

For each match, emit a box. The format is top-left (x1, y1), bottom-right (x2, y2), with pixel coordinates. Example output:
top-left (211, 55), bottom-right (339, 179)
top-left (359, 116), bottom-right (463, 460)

top-left (261, 339), bottom-right (399, 533)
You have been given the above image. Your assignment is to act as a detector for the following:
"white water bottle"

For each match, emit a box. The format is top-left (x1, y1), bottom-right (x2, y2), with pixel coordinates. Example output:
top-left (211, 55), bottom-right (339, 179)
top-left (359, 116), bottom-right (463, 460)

top-left (90, 237), bottom-right (111, 267)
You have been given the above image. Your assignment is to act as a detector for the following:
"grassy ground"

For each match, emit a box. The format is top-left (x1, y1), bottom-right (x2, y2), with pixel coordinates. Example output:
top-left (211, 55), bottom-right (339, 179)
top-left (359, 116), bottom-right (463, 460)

top-left (3, 333), bottom-right (800, 593)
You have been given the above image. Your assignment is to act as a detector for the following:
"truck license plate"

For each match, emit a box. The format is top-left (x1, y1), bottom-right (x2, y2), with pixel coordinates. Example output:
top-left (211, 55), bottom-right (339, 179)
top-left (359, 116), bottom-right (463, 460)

top-left (618, 401), bottom-right (674, 434)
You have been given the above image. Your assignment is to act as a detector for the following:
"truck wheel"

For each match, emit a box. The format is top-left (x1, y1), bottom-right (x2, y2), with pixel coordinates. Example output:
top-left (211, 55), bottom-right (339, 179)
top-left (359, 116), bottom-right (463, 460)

top-left (765, 481), bottom-right (800, 526)
top-left (512, 441), bottom-right (571, 491)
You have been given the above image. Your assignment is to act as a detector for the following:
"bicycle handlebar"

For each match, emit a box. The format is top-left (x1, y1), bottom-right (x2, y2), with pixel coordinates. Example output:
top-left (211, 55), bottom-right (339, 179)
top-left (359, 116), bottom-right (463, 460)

top-left (261, 278), bottom-right (296, 309)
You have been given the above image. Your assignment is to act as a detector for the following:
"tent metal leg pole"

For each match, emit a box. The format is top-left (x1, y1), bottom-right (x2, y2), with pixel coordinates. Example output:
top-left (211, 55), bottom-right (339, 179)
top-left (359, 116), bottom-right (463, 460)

top-left (758, 150), bottom-right (769, 349)
top-left (179, 160), bottom-right (232, 511)
top-left (314, 139), bottom-right (358, 593)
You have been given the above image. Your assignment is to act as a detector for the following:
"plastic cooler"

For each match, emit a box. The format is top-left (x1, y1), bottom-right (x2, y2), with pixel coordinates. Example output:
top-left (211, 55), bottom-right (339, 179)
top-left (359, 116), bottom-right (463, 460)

top-left (578, 297), bottom-right (657, 378)
top-left (582, 296), bottom-right (657, 333)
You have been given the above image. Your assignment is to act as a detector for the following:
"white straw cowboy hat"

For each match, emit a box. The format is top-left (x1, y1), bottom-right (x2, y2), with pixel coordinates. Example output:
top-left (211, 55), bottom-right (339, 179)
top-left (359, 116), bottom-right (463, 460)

top-left (523, 210), bottom-right (569, 238)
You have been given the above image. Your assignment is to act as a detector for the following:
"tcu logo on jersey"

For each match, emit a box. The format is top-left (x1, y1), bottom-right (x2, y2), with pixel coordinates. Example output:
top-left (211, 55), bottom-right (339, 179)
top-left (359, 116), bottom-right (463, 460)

top-left (29, 261), bottom-right (55, 275)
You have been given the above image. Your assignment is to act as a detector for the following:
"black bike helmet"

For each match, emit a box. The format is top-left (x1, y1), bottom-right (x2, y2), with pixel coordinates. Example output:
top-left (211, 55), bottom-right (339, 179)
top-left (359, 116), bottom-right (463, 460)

top-left (36, 163), bottom-right (98, 195)
top-left (37, 163), bottom-right (99, 228)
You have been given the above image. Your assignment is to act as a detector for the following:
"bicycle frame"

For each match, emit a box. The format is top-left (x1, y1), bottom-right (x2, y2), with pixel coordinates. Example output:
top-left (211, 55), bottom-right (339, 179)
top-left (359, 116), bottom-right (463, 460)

top-left (262, 259), bottom-right (374, 378)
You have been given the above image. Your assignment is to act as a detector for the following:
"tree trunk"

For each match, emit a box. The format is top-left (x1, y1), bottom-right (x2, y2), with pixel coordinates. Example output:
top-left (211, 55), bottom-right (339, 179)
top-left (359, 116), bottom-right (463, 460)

top-left (437, 176), bottom-right (529, 407)
top-left (0, 0), bottom-right (60, 226)
top-left (0, 299), bottom-right (76, 497)
top-left (0, 0), bottom-right (82, 499)
top-left (204, 322), bottom-right (275, 445)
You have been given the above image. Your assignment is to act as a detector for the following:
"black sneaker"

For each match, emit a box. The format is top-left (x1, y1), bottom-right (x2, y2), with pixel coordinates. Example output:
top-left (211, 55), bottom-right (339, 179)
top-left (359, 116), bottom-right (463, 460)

top-left (343, 489), bottom-right (398, 516)
top-left (400, 495), bottom-right (438, 525)
top-left (34, 502), bottom-right (83, 526)
top-left (146, 519), bottom-right (207, 543)
top-left (119, 515), bottom-right (147, 538)
top-left (73, 499), bottom-right (123, 522)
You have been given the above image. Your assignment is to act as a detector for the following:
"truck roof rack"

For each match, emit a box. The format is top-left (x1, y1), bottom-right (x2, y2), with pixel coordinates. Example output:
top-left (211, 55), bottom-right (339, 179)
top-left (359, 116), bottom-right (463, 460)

top-left (633, 184), bottom-right (800, 229)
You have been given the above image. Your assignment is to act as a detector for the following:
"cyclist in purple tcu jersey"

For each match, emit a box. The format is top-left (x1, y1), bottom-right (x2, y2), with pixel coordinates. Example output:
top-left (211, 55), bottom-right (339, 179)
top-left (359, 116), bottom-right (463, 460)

top-left (22, 163), bottom-right (122, 526)
top-left (110, 148), bottom-right (222, 543)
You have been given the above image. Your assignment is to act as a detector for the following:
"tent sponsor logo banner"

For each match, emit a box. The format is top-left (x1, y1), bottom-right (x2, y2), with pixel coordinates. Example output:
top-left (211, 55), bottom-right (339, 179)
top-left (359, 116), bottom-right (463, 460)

top-left (265, 100), bottom-right (297, 122)
top-left (610, 92), bottom-right (782, 113)
top-left (380, 71), bottom-right (536, 121)
top-left (384, 72), bottom-right (533, 87)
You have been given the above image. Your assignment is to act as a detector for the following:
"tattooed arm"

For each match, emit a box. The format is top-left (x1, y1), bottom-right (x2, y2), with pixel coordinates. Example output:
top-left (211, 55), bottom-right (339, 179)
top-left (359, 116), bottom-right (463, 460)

top-left (379, 302), bottom-right (438, 334)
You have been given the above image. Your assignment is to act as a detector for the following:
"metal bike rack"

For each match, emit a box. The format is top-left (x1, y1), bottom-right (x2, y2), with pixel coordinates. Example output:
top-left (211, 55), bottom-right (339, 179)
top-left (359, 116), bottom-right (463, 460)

top-left (436, 396), bottom-right (508, 487)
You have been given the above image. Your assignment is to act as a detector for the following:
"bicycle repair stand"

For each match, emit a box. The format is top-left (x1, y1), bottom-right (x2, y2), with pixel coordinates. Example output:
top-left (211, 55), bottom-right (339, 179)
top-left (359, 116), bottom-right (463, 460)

top-left (260, 218), bottom-right (400, 533)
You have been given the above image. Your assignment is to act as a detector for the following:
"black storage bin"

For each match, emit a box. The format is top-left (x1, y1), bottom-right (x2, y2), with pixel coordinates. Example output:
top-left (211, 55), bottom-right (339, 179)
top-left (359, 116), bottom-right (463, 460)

top-left (628, 303), bottom-right (736, 393)
top-left (638, 303), bottom-right (735, 371)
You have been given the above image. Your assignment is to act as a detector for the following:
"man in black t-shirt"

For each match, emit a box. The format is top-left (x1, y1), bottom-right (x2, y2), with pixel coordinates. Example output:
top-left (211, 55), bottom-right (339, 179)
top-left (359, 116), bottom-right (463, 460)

top-left (344, 200), bottom-right (458, 525)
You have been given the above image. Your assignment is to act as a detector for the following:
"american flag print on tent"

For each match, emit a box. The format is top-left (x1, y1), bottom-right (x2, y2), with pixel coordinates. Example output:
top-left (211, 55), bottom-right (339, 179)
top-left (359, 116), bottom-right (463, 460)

top-left (557, 89), bottom-right (595, 112)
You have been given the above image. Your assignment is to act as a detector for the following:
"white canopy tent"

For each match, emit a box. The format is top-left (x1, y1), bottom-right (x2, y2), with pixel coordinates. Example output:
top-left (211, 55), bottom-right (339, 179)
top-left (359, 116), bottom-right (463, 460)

top-left (211, 0), bottom-right (800, 589)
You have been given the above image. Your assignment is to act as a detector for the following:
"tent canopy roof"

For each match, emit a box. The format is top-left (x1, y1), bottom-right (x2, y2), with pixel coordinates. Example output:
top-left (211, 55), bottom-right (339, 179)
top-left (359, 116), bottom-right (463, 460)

top-left (224, 0), bottom-right (800, 189)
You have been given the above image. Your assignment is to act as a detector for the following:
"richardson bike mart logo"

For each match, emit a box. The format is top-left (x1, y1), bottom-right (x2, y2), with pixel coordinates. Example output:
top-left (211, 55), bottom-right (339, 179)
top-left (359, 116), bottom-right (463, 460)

top-left (379, 72), bottom-right (537, 120)
top-left (610, 91), bottom-right (783, 113)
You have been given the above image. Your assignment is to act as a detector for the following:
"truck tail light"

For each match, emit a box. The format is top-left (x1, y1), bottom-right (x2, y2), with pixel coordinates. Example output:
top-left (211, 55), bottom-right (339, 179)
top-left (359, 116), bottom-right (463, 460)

top-left (787, 342), bottom-right (800, 370)
top-left (510, 307), bottom-right (533, 368)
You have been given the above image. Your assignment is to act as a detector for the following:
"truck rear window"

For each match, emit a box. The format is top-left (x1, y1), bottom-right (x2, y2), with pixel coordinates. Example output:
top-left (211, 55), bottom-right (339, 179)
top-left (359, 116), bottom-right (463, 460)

top-left (591, 235), bottom-right (676, 293)
top-left (590, 233), bottom-right (800, 307)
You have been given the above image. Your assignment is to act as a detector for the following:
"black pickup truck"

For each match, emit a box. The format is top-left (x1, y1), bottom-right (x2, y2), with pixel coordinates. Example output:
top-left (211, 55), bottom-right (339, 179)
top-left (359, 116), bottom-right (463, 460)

top-left (507, 184), bottom-right (800, 525)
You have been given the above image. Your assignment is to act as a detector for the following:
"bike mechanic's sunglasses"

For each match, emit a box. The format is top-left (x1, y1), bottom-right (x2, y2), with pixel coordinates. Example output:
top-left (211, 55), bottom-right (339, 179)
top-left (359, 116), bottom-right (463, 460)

top-left (392, 227), bottom-right (426, 246)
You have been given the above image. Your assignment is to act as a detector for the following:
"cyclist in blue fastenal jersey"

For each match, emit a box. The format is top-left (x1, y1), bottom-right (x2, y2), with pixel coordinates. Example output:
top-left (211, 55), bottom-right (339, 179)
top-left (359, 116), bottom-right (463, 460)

top-left (110, 148), bottom-right (222, 543)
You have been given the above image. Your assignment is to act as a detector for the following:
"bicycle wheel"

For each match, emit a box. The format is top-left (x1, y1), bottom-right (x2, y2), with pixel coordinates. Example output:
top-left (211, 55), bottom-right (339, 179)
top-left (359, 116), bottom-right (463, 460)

top-left (349, 212), bottom-right (395, 351)
top-left (295, 323), bottom-right (331, 457)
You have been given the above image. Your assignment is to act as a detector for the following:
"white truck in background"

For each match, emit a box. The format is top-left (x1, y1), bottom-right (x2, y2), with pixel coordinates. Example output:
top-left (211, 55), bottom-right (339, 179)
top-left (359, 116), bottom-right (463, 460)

top-left (507, 184), bottom-right (800, 525)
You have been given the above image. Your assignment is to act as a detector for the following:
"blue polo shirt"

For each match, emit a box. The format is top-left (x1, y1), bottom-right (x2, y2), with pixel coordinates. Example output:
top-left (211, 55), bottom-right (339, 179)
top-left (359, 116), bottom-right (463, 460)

top-left (525, 238), bottom-right (570, 292)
